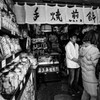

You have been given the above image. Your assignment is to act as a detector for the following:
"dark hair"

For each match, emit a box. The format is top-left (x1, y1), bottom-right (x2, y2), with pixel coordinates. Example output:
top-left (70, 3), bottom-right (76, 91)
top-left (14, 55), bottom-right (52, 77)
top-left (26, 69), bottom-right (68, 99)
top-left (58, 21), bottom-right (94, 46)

top-left (69, 29), bottom-right (78, 38)
top-left (82, 30), bottom-right (98, 45)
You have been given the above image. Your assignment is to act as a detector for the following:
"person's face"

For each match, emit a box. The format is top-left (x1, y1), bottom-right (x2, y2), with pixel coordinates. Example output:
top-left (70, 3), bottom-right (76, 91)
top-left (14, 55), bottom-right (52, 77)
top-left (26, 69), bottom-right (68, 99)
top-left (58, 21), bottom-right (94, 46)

top-left (70, 36), bottom-right (77, 43)
top-left (23, 31), bottom-right (27, 38)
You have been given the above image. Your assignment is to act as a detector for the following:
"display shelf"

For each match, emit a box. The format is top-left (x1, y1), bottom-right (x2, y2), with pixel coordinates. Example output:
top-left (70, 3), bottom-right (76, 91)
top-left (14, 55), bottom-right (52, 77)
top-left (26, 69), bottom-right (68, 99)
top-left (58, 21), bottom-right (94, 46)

top-left (38, 63), bottom-right (59, 74)
top-left (0, 66), bottom-right (32, 100)
top-left (0, 51), bottom-right (22, 69)
top-left (0, 27), bottom-right (19, 38)
top-left (11, 67), bottom-right (32, 100)
top-left (38, 61), bottom-right (59, 66)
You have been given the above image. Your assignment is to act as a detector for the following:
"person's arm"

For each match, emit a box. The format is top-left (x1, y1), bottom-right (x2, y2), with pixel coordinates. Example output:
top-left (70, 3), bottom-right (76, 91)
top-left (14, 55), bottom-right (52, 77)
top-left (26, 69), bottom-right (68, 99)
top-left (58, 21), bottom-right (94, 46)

top-left (90, 48), bottom-right (100, 67)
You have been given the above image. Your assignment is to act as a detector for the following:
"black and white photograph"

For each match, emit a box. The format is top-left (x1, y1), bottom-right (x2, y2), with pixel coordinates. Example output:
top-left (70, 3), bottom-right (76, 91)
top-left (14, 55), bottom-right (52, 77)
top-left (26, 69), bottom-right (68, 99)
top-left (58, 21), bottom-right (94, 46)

top-left (0, 0), bottom-right (100, 100)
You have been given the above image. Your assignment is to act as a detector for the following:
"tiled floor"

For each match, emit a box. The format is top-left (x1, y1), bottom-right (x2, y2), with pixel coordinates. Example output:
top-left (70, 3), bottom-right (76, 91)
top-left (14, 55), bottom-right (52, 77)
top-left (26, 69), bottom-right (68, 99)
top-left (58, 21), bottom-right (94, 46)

top-left (37, 75), bottom-right (83, 100)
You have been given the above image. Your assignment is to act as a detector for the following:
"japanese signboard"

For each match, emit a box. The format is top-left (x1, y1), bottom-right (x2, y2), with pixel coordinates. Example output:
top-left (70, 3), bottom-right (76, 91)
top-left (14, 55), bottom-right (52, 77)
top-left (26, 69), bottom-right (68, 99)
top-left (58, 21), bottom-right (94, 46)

top-left (14, 3), bottom-right (100, 25)
top-left (66, 6), bottom-right (84, 24)
top-left (25, 4), bottom-right (46, 24)
top-left (83, 7), bottom-right (98, 24)
top-left (0, 9), bottom-right (1, 29)
top-left (97, 8), bottom-right (100, 24)
top-left (46, 5), bottom-right (66, 24)
top-left (14, 3), bottom-right (25, 24)
top-left (92, 8), bottom-right (98, 24)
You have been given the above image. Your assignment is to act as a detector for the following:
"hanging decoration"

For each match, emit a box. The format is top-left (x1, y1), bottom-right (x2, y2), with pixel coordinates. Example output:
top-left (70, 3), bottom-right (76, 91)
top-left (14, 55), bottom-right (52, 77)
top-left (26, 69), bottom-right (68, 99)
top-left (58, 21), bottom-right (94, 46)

top-left (97, 7), bottom-right (100, 24)
top-left (92, 8), bottom-right (98, 24)
top-left (66, 5), bottom-right (84, 24)
top-left (13, 3), bottom-right (100, 25)
top-left (0, 9), bottom-right (1, 29)
top-left (25, 3), bottom-right (46, 24)
top-left (46, 4), bottom-right (66, 24)
top-left (13, 3), bottom-right (26, 24)
top-left (83, 6), bottom-right (98, 24)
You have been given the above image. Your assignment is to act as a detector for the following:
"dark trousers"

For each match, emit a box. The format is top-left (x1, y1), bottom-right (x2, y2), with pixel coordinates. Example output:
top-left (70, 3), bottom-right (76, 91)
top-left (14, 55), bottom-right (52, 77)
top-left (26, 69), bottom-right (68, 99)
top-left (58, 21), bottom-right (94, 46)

top-left (68, 68), bottom-right (80, 88)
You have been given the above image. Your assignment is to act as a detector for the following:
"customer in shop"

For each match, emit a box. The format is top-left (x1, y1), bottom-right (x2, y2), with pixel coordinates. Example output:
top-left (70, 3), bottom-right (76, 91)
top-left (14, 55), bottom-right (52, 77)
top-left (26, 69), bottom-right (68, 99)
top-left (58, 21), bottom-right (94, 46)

top-left (19, 29), bottom-right (31, 53)
top-left (65, 29), bottom-right (80, 96)
top-left (79, 30), bottom-right (100, 100)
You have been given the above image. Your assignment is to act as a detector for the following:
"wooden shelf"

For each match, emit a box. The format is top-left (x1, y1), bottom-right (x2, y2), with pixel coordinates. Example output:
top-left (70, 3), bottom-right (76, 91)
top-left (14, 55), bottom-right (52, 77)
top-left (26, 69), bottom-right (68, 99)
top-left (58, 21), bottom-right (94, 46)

top-left (0, 51), bottom-right (22, 69)
top-left (0, 27), bottom-right (19, 38)
top-left (0, 67), bottom-right (32, 100)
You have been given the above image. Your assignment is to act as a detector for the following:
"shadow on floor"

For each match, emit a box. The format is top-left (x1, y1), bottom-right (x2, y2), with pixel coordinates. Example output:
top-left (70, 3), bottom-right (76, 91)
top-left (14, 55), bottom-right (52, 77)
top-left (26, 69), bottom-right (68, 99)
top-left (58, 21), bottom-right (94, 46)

top-left (37, 76), bottom-right (83, 100)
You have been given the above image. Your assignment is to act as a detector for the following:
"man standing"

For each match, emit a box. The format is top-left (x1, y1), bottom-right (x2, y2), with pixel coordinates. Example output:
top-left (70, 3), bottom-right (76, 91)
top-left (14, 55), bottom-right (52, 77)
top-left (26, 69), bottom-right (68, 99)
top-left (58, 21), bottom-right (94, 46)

top-left (65, 29), bottom-right (80, 96)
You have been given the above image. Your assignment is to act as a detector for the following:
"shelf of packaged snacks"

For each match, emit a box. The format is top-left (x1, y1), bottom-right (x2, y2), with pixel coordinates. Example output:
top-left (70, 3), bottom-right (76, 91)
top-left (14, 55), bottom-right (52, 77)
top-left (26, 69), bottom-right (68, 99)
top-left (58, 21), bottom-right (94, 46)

top-left (0, 50), bottom-right (22, 69)
top-left (11, 66), bottom-right (32, 100)
top-left (0, 27), bottom-right (20, 38)
top-left (38, 62), bottom-right (59, 74)
top-left (1, 66), bottom-right (32, 100)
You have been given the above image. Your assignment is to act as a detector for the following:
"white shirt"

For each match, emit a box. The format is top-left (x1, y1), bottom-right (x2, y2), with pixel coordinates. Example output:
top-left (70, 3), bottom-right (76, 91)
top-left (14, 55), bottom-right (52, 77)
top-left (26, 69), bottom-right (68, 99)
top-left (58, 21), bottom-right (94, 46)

top-left (65, 41), bottom-right (80, 68)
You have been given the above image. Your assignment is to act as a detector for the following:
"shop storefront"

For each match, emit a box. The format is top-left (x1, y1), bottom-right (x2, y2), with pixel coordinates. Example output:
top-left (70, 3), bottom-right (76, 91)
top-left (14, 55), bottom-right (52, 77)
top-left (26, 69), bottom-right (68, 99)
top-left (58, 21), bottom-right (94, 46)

top-left (0, 0), bottom-right (100, 100)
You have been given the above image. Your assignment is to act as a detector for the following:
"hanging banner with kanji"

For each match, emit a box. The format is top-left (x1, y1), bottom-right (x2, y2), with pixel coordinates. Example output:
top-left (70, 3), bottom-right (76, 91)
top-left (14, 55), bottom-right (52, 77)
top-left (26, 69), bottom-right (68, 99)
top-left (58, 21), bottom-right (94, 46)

top-left (83, 7), bottom-right (98, 24)
top-left (46, 5), bottom-right (66, 24)
top-left (97, 8), bottom-right (100, 24)
top-left (66, 6), bottom-right (84, 24)
top-left (25, 4), bottom-right (46, 24)
top-left (13, 3), bottom-right (25, 24)
top-left (92, 8), bottom-right (98, 24)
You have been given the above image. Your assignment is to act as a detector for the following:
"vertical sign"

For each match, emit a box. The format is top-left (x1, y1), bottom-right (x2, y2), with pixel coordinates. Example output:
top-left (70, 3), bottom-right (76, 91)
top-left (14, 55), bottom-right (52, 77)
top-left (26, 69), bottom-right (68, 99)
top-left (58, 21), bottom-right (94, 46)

top-left (83, 7), bottom-right (97, 24)
top-left (14, 3), bottom-right (25, 24)
top-left (97, 8), bottom-right (100, 24)
top-left (92, 8), bottom-right (98, 24)
top-left (66, 6), bottom-right (84, 24)
top-left (0, 8), bottom-right (1, 29)
top-left (0, 2), bottom-right (3, 29)
top-left (46, 4), bottom-right (66, 24)
top-left (25, 3), bottom-right (46, 24)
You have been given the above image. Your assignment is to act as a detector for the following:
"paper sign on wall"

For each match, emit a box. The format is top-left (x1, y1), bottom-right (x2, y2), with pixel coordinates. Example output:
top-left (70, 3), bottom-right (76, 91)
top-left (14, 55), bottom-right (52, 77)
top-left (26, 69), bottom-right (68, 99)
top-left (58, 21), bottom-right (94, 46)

top-left (66, 6), bottom-right (84, 24)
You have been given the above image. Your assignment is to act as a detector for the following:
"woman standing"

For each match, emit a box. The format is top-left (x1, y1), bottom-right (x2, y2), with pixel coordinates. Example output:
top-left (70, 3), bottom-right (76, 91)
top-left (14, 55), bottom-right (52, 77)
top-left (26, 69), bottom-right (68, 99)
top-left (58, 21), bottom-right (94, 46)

top-left (79, 30), bottom-right (100, 100)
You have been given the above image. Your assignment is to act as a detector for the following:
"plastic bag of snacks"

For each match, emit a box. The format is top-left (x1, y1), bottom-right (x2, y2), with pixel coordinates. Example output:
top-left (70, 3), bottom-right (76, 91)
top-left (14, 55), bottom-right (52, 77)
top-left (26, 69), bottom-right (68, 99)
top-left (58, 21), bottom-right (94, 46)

top-left (2, 71), bottom-right (19, 95)
top-left (4, 35), bottom-right (15, 53)
top-left (28, 53), bottom-right (37, 69)
top-left (0, 36), bottom-right (11, 58)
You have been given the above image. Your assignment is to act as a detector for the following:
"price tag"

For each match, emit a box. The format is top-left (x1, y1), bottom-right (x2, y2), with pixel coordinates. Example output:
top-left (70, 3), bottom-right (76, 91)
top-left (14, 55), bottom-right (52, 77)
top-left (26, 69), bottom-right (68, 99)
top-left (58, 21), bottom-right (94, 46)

top-left (14, 56), bottom-right (20, 62)
top-left (20, 83), bottom-right (23, 90)
top-left (13, 54), bottom-right (15, 59)
top-left (11, 30), bottom-right (14, 35)
top-left (2, 60), bottom-right (6, 68)
top-left (23, 78), bottom-right (26, 83)
top-left (12, 96), bottom-right (15, 100)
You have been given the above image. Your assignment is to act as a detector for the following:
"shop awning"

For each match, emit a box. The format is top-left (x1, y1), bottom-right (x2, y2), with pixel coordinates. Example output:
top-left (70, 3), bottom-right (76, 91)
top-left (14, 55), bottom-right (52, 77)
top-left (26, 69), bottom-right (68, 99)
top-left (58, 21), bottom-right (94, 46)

top-left (13, 2), bottom-right (100, 25)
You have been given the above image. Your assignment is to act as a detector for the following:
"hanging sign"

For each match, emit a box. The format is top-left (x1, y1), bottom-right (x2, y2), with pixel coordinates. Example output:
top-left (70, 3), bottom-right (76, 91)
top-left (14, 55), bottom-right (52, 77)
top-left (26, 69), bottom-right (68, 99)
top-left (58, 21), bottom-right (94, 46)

top-left (97, 8), bottom-right (100, 24)
top-left (0, 9), bottom-right (1, 29)
top-left (13, 3), bottom-right (25, 24)
top-left (83, 7), bottom-right (98, 24)
top-left (91, 8), bottom-right (98, 24)
top-left (46, 4), bottom-right (66, 24)
top-left (25, 3), bottom-right (46, 24)
top-left (66, 6), bottom-right (84, 24)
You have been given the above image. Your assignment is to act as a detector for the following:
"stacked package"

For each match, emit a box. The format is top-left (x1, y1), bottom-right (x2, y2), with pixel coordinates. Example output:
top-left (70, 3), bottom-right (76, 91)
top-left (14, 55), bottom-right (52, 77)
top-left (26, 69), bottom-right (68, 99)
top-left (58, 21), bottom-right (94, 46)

top-left (0, 35), bottom-right (21, 59)
top-left (0, 36), bottom-right (11, 58)
top-left (0, 53), bottom-right (37, 97)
